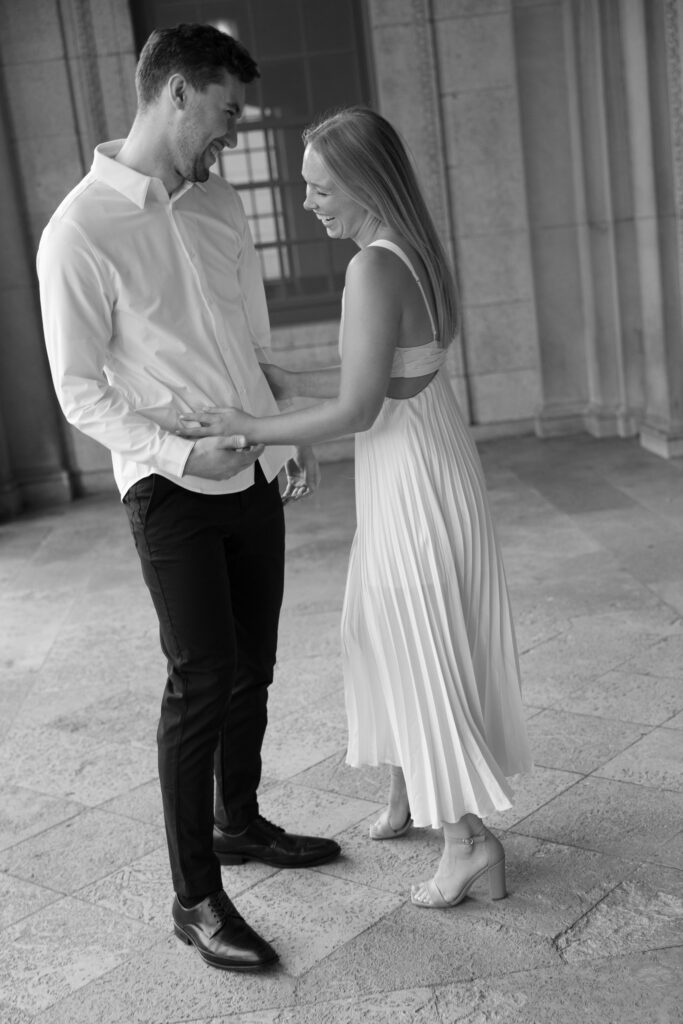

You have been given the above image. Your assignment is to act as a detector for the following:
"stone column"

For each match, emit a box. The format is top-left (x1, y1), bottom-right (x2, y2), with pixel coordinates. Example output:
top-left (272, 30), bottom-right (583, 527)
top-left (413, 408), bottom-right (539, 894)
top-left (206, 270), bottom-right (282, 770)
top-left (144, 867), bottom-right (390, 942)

top-left (638, 0), bottom-right (683, 458)
top-left (0, 64), bottom-right (72, 513)
top-left (434, 0), bottom-right (542, 431)
top-left (0, 0), bottom-right (139, 512)
top-left (366, 0), bottom-right (472, 421)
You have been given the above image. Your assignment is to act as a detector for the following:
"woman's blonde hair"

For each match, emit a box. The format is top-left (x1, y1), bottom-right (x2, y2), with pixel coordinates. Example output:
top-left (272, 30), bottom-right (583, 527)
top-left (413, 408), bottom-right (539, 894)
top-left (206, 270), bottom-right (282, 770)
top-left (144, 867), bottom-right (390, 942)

top-left (303, 107), bottom-right (459, 345)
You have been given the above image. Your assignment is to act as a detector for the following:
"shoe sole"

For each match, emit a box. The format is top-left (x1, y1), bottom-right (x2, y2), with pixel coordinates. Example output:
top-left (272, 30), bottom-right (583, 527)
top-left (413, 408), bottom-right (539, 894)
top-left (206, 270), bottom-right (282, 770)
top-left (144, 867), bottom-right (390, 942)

top-left (173, 924), bottom-right (279, 971)
top-left (214, 848), bottom-right (341, 868)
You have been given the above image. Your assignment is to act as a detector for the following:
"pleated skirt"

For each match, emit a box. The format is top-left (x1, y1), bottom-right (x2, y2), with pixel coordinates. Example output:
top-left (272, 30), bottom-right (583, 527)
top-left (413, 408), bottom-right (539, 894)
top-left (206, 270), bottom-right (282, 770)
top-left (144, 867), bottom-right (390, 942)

top-left (341, 370), bottom-right (533, 827)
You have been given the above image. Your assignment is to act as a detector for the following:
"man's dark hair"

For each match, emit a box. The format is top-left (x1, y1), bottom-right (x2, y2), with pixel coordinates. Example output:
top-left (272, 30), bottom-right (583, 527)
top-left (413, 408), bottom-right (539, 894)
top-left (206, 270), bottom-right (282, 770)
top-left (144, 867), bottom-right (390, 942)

top-left (136, 23), bottom-right (260, 107)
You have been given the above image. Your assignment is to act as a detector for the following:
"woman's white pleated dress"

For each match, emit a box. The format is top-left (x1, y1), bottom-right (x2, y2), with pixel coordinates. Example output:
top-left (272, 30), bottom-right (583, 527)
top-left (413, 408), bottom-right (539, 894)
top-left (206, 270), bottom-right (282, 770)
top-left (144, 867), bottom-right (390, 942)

top-left (341, 240), bottom-right (533, 828)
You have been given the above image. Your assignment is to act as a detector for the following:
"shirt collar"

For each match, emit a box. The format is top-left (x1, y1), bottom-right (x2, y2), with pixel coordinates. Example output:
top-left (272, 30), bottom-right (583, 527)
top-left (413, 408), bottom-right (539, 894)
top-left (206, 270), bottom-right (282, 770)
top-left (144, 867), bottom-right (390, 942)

top-left (92, 140), bottom-right (207, 208)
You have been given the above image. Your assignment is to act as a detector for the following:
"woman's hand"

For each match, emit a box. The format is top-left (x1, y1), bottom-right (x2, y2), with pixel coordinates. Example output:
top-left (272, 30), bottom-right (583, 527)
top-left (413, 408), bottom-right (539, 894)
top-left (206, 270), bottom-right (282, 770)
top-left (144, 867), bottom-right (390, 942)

top-left (177, 406), bottom-right (254, 445)
top-left (260, 363), bottom-right (294, 401)
top-left (282, 446), bottom-right (320, 504)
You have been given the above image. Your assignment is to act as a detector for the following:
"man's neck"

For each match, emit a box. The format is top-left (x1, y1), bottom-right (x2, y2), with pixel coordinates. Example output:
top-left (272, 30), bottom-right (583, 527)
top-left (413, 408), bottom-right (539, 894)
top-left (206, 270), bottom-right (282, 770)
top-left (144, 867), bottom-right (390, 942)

top-left (115, 118), bottom-right (183, 195)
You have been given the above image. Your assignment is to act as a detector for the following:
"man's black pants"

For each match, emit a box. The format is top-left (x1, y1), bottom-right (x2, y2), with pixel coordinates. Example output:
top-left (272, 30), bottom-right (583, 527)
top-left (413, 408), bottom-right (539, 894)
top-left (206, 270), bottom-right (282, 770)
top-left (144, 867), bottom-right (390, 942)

top-left (123, 464), bottom-right (285, 901)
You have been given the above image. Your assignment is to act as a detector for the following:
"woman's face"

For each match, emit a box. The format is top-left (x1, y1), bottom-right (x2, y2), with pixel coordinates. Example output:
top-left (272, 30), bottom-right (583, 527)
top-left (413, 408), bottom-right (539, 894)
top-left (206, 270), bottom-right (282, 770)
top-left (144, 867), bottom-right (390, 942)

top-left (301, 144), bottom-right (373, 242)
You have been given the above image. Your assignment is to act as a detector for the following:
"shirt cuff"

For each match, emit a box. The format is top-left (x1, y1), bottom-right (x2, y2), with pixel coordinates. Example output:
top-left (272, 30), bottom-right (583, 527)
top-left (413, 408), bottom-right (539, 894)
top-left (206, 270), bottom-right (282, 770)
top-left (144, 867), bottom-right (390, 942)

top-left (157, 432), bottom-right (196, 478)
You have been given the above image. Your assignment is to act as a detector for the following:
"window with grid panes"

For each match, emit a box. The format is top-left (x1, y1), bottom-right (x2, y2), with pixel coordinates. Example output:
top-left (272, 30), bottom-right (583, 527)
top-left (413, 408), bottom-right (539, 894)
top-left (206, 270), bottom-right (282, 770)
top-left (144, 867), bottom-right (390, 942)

top-left (129, 0), bottom-right (373, 324)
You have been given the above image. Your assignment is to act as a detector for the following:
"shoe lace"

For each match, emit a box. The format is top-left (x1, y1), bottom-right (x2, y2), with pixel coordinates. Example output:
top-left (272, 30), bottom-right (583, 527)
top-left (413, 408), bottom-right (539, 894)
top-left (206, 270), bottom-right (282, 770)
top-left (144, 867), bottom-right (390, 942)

top-left (255, 814), bottom-right (285, 836)
top-left (206, 890), bottom-right (238, 924)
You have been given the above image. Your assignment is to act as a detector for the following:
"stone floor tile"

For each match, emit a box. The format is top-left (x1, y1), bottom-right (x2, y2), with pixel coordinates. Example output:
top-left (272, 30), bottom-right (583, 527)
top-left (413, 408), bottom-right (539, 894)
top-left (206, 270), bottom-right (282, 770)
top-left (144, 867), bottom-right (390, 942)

top-left (293, 902), bottom-right (558, 1003)
top-left (465, 832), bottom-right (639, 938)
top-left (99, 779), bottom-right (165, 830)
top-left (525, 709), bottom-right (648, 773)
top-left (0, 589), bottom-right (76, 674)
top-left (273, 609), bottom-right (345, 662)
top-left (189, 1014), bottom-right (278, 1024)
top-left (0, 896), bottom-right (162, 1015)
top-left (0, 521), bottom-right (53, 586)
top-left (486, 765), bottom-right (583, 830)
top-left (0, 726), bottom-right (157, 805)
top-left (316, 816), bottom-right (443, 894)
top-left (513, 603), bottom-right (570, 657)
top-left (35, 933), bottom-right (293, 1024)
top-left (658, 830), bottom-right (683, 871)
top-left (77, 845), bottom-right (279, 929)
top-left (513, 776), bottom-right (683, 861)
top-left (29, 616), bottom-right (161, 692)
top-left (0, 808), bottom-right (164, 893)
top-left (258, 780), bottom-right (381, 838)
top-left (650, 579), bottom-right (683, 617)
top-left (573, 509), bottom-right (683, 586)
top-left (596, 728), bottom-right (683, 792)
top-left (0, 1001), bottom-right (34, 1024)
top-left (556, 863), bottom-right (683, 962)
top-left (0, 784), bottom-right (84, 852)
top-left (515, 552), bottom-right (670, 625)
top-left (75, 846), bottom-right (176, 929)
top-left (21, 687), bottom-right (160, 748)
top-left (225, 987), bottom-right (441, 1024)
top-left (0, 672), bottom-right (34, 741)
top-left (552, 668), bottom-right (683, 726)
top-left (237, 870), bottom-right (404, 977)
top-left (619, 632), bottom-right (683, 679)
top-left (664, 710), bottom-right (683, 730)
top-left (433, 948), bottom-right (683, 1024)
top-left (0, 873), bottom-right (61, 930)
top-left (267, 653), bottom-right (342, 718)
top-left (519, 614), bottom-right (669, 706)
top-left (294, 751), bottom-right (388, 803)
top-left (260, 702), bottom-right (349, 781)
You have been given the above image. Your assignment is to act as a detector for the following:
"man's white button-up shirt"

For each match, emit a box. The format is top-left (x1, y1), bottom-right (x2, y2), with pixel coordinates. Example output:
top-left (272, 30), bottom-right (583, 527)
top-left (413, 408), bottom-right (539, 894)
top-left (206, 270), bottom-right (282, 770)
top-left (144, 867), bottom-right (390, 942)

top-left (37, 140), bottom-right (289, 498)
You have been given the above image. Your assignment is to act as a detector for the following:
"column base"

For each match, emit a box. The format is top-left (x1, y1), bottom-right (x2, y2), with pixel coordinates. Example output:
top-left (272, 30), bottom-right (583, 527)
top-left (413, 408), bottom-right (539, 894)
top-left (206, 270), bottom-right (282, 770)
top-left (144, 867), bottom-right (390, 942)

top-left (640, 426), bottom-right (683, 459)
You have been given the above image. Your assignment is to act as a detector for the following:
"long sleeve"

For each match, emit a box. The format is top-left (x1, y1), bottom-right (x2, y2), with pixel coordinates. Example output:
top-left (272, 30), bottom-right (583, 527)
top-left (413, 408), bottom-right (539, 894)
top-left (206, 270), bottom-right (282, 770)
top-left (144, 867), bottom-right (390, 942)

top-left (37, 218), bottom-right (194, 477)
top-left (236, 207), bottom-right (274, 364)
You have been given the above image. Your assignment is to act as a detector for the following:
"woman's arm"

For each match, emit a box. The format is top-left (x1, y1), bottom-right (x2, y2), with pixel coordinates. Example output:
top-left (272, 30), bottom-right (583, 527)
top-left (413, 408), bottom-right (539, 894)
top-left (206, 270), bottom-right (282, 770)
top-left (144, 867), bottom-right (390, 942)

top-left (181, 248), bottom-right (401, 447)
top-left (260, 362), bottom-right (341, 401)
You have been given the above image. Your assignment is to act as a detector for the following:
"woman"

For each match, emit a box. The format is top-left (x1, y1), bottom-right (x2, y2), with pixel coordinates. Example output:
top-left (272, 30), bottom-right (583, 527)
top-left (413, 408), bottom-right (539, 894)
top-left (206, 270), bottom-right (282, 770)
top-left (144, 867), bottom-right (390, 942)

top-left (179, 107), bottom-right (533, 908)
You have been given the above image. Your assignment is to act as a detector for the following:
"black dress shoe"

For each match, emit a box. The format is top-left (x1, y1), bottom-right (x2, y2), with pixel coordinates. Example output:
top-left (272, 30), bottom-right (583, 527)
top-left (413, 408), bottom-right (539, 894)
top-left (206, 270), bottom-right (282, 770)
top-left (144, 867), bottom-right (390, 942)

top-left (213, 814), bottom-right (341, 868)
top-left (172, 890), bottom-right (278, 971)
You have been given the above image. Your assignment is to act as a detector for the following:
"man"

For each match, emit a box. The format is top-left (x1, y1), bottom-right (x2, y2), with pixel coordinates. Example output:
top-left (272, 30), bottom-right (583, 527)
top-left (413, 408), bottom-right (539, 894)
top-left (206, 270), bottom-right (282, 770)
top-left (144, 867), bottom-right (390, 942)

top-left (37, 23), bottom-right (340, 972)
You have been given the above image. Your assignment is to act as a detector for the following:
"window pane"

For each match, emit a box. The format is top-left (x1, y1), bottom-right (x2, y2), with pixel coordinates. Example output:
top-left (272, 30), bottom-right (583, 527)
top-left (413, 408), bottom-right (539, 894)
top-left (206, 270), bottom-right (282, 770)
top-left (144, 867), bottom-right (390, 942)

top-left (250, 0), bottom-right (302, 57)
top-left (203, 0), bottom-right (253, 49)
top-left (259, 58), bottom-right (309, 120)
top-left (309, 51), bottom-right (363, 111)
top-left (301, 0), bottom-right (354, 51)
top-left (260, 245), bottom-right (286, 280)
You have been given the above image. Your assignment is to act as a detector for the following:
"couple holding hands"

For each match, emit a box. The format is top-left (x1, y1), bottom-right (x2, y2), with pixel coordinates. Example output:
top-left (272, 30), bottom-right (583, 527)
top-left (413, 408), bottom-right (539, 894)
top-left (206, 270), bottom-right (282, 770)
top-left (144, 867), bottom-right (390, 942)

top-left (38, 23), bottom-right (532, 972)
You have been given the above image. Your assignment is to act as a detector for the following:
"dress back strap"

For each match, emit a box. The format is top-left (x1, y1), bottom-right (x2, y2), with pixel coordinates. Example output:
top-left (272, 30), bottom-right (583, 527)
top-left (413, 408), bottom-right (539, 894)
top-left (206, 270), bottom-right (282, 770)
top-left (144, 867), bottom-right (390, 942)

top-left (368, 239), bottom-right (438, 342)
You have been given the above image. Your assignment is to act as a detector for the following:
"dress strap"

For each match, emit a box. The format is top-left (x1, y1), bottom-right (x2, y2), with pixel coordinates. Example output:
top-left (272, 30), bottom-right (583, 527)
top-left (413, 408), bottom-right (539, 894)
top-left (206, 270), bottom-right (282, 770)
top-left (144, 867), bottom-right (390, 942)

top-left (368, 239), bottom-right (438, 342)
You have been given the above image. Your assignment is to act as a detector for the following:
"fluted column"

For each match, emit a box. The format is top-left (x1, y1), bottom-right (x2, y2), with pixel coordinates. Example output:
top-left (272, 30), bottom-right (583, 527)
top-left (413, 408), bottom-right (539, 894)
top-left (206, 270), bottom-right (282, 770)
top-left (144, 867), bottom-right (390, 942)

top-left (638, 0), bottom-right (683, 457)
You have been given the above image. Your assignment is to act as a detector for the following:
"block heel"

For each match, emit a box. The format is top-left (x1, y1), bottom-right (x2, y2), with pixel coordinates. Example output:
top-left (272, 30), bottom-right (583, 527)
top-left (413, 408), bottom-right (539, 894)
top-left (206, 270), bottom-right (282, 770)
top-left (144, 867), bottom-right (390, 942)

top-left (411, 824), bottom-right (508, 908)
top-left (487, 857), bottom-right (507, 900)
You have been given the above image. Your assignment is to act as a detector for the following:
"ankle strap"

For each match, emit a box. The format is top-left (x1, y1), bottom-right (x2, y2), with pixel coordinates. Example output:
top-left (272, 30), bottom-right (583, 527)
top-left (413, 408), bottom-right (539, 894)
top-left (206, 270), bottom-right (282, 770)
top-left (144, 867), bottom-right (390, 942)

top-left (454, 833), bottom-right (486, 846)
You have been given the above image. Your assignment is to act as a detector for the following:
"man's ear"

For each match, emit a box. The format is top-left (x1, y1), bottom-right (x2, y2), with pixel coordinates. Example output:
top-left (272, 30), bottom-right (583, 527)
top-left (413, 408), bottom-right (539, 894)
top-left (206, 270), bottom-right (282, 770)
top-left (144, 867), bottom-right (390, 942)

top-left (168, 74), bottom-right (187, 109)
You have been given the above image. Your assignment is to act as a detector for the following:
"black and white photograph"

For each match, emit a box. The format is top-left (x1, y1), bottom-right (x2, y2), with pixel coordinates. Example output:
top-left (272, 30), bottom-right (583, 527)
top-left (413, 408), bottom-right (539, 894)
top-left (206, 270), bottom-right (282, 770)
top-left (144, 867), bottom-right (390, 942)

top-left (0, 1), bottom-right (682, 1022)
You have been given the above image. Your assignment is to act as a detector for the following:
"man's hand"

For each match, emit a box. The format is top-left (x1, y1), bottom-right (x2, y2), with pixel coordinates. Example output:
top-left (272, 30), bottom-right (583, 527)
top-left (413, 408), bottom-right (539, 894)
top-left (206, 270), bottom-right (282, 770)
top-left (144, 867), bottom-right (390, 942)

top-left (183, 436), bottom-right (264, 481)
top-left (282, 445), bottom-right (320, 504)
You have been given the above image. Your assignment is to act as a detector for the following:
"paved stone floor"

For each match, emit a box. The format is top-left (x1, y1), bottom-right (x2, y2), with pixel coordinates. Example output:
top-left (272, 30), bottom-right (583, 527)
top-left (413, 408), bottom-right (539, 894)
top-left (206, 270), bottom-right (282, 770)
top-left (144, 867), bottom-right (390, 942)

top-left (1, 434), bottom-right (682, 1024)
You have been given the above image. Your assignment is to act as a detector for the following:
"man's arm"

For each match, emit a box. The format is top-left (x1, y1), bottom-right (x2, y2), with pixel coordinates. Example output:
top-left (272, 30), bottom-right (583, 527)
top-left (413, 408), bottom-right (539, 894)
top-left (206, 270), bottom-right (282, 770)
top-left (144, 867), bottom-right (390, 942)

top-left (37, 218), bottom-right (198, 476)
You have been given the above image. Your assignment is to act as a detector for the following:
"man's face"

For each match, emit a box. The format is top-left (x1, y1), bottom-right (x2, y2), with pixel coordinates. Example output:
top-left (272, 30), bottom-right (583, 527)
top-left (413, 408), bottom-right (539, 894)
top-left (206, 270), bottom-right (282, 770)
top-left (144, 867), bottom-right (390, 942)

top-left (174, 71), bottom-right (245, 184)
